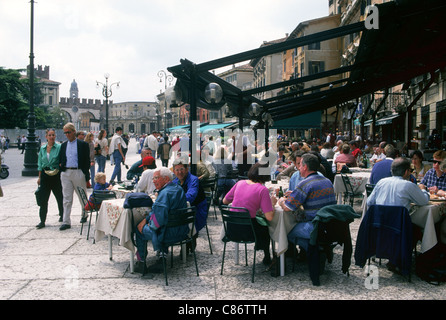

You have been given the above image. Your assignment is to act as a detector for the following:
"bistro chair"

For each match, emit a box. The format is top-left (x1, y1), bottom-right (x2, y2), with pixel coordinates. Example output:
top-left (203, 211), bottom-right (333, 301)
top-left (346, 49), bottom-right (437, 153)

top-left (365, 184), bottom-right (376, 197)
top-left (90, 190), bottom-right (117, 242)
top-left (203, 191), bottom-right (214, 254)
top-left (201, 176), bottom-right (218, 219)
top-left (340, 173), bottom-right (362, 206)
top-left (220, 205), bottom-right (258, 283)
top-left (77, 186), bottom-right (94, 238)
top-left (154, 206), bottom-right (199, 286)
top-left (354, 205), bottom-right (415, 282)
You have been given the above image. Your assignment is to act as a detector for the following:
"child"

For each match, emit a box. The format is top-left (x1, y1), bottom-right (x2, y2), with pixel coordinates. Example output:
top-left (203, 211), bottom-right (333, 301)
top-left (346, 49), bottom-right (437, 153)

top-left (84, 172), bottom-right (113, 210)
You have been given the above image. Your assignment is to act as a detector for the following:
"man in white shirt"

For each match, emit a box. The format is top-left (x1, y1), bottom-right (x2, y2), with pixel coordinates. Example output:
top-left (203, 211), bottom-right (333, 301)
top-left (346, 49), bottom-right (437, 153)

top-left (144, 131), bottom-right (158, 157)
top-left (367, 157), bottom-right (430, 211)
top-left (136, 156), bottom-right (156, 194)
top-left (109, 127), bottom-right (126, 184)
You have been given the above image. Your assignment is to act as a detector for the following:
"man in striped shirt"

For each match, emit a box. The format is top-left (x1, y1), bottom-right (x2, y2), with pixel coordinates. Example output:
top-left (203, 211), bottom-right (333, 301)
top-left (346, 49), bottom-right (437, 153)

top-left (277, 153), bottom-right (336, 252)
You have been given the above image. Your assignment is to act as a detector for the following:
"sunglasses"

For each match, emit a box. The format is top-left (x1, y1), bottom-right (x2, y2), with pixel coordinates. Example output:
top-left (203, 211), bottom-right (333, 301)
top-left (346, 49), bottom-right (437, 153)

top-left (433, 160), bottom-right (442, 164)
top-left (64, 131), bottom-right (71, 134)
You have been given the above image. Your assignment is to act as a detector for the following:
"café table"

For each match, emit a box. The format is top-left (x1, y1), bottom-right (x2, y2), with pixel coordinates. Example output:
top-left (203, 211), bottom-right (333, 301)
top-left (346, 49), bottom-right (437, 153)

top-left (333, 171), bottom-right (371, 204)
top-left (268, 204), bottom-right (298, 276)
top-left (410, 200), bottom-right (446, 253)
top-left (111, 184), bottom-right (133, 199)
top-left (94, 198), bottom-right (149, 273)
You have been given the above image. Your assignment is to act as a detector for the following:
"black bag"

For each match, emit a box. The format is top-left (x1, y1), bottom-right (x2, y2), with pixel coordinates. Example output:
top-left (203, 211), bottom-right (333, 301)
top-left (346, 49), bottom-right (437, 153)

top-left (340, 165), bottom-right (352, 174)
top-left (123, 192), bottom-right (153, 209)
top-left (416, 247), bottom-right (446, 285)
top-left (35, 186), bottom-right (43, 207)
top-left (94, 144), bottom-right (101, 156)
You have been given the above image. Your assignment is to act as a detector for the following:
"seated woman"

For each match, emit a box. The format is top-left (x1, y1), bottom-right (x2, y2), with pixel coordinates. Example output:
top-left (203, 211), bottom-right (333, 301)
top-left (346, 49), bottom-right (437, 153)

top-left (334, 144), bottom-right (358, 168)
top-left (222, 162), bottom-right (275, 265)
top-left (410, 150), bottom-right (431, 181)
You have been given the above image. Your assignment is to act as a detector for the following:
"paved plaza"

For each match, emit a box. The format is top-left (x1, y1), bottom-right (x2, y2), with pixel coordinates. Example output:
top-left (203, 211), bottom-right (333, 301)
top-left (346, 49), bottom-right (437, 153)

top-left (0, 138), bottom-right (445, 301)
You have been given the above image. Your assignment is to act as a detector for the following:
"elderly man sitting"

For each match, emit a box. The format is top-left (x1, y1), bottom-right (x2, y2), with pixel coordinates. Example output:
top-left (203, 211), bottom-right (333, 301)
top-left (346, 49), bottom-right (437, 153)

top-left (126, 147), bottom-right (156, 181)
top-left (135, 167), bottom-right (188, 274)
top-left (368, 157), bottom-right (430, 210)
top-left (276, 153), bottom-right (336, 254)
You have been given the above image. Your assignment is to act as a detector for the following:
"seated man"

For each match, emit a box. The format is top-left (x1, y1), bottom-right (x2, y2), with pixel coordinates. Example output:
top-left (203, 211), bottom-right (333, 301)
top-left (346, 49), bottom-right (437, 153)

top-left (419, 150), bottom-right (446, 196)
top-left (334, 144), bottom-right (357, 168)
top-left (368, 157), bottom-right (430, 210)
top-left (126, 147), bottom-right (156, 181)
top-left (135, 156), bottom-right (156, 194)
top-left (369, 144), bottom-right (397, 185)
top-left (172, 158), bottom-right (208, 234)
top-left (135, 167), bottom-right (188, 274)
top-left (276, 153), bottom-right (336, 253)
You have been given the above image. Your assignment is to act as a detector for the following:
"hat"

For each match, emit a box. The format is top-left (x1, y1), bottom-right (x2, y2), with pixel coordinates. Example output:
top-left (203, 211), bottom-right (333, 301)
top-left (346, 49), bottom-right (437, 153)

top-left (139, 156), bottom-right (155, 167)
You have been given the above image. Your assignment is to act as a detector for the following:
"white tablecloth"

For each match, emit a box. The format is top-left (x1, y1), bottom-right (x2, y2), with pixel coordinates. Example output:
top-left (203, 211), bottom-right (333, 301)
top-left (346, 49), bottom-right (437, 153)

top-left (410, 201), bottom-right (446, 253)
top-left (333, 172), bottom-right (371, 204)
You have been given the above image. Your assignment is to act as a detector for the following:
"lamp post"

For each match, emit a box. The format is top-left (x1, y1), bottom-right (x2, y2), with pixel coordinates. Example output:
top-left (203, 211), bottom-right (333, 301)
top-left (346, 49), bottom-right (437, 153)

top-left (96, 73), bottom-right (119, 135)
top-left (22, 0), bottom-right (39, 177)
top-left (158, 70), bottom-right (173, 133)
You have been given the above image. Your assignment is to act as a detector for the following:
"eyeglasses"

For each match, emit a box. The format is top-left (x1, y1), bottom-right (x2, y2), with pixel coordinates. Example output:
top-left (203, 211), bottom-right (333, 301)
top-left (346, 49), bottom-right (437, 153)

top-left (64, 131), bottom-right (71, 134)
top-left (433, 160), bottom-right (442, 164)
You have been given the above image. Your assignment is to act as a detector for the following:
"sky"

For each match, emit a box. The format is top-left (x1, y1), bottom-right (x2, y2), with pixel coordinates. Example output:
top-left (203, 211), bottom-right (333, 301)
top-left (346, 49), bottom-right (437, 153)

top-left (0, 0), bottom-right (329, 103)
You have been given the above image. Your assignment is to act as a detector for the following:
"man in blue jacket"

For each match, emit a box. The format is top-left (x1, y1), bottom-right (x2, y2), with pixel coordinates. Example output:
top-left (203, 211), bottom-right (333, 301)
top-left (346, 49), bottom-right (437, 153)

top-left (135, 167), bottom-right (188, 274)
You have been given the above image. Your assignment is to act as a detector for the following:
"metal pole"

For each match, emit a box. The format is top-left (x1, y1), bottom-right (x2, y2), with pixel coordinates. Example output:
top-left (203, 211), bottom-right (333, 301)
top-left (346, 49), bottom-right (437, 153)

top-left (22, 0), bottom-right (39, 177)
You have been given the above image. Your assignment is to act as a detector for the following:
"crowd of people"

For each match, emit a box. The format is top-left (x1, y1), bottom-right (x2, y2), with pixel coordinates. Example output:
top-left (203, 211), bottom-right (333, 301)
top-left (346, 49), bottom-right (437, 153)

top-left (33, 123), bottom-right (446, 277)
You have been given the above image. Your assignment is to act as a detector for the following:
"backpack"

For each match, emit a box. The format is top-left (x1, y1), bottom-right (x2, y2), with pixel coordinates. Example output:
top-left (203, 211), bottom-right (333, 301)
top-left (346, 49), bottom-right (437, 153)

top-left (415, 246), bottom-right (446, 285)
top-left (94, 143), bottom-right (101, 156)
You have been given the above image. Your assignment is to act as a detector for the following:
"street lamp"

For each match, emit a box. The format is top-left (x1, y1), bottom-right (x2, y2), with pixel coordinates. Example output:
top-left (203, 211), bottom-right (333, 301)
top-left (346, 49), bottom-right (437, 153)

top-left (22, 0), bottom-right (39, 177)
top-left (96, 73), bottom-right (119, 135)
top-left (158, 70), bottom-right (173, 133)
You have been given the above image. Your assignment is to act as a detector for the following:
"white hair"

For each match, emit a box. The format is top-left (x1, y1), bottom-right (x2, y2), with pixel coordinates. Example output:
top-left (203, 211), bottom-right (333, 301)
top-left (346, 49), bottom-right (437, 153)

top-left (155, 167), bottom-right (173, 181)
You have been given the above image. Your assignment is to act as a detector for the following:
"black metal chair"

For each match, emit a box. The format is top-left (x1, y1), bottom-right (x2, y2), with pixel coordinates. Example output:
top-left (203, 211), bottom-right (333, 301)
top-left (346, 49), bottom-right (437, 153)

top-left (203, 191), bottom-right (214, 254)
top-left (365, 184), bottom-right (376, 197)
top-left (201, 176), bottom-right (218, 219)
top-left (89, 190), bottom-right (117, 242)
top-left (220, 205), bottom-right (258, 283)
top-left (340, 173), bottom-right (362, 206)
top-left (156, 206), bottom-right (199, 286)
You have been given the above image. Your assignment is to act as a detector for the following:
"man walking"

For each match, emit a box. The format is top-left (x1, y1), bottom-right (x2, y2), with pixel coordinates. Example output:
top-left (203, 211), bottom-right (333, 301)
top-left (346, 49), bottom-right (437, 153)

top-left (109, 127), bottom-right (127, 184)
top-left (59, 123), bottom-right (91, 230)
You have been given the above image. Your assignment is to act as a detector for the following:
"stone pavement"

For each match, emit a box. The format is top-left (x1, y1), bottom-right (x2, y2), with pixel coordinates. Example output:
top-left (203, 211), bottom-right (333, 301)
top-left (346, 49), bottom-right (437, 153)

top-left (0, 138), bottom-right (445, 301)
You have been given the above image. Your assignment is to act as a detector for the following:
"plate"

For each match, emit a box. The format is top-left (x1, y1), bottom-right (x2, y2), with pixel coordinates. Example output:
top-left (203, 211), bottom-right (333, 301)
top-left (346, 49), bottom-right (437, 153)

top-left (430, 197), bottom-right (446, 202)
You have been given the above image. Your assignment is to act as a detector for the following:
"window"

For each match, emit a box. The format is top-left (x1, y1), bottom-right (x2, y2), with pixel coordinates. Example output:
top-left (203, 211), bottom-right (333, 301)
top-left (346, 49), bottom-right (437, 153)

top-left (308, 61), bottom-right (325, 75)
top-left (308, 42), bottom-right (320, 50)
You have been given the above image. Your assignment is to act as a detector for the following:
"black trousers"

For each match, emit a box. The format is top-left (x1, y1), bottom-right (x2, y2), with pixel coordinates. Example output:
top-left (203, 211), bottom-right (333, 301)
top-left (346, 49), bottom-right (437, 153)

top-left (39, 171), bottom-right (64, 223)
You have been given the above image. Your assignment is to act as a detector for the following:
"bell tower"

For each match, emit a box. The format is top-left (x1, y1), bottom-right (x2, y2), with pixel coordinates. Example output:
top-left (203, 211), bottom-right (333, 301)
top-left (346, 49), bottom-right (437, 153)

top-left (70, 79), bottom-right (79, 99)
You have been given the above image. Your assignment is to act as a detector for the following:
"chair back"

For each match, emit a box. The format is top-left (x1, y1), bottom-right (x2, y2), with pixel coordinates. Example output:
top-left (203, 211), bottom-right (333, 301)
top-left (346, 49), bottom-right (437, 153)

top-left (77, 186), bottom-right (93, 211)
top-left (220, 205), bottom-right (256, 243)
top-left (166, 206), bottom-right (196, 229)
top-left (92, 190), bottom-right (117, 206)
top-left (365, 184), bottom-right (375, 197)
top-left (200, 177), bottom-right (217, 191)
top-left (340, 173), bottom-right (354, 193)
top-left (354, 204), bottom-right (413, 276)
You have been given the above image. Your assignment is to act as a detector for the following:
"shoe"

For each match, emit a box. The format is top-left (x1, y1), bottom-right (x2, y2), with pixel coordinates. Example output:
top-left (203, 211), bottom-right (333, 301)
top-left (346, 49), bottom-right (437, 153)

top-left (147, 257), bottom-right (166, 274)
top-left (134, 261), bottom-right (147, 274)
top-left (86, 181), bottom-right (92, 188)
top-left (117, 180), bottom-right (123, 184)
top-left (36, 222), bottom-right (45, 229)
top-left (59, 224), bottom-right (71, 231)
top-left (80, 216), bottom-right (88, 223)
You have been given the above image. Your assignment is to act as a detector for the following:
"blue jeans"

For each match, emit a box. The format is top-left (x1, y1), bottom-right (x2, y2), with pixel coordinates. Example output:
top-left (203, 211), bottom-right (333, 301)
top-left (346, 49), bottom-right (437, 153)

top-left (96, 155), bottom-right (106, 173)
top-left (287, 221), bottom-right (314, 252)
top-left (135, 224), bottom-right (162, 260)
top-left (110, 150), bottom-right (122, 182)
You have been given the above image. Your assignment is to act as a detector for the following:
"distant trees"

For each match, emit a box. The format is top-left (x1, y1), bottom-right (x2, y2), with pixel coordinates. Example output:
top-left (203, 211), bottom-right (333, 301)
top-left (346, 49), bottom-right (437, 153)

top-left (0, 67), bottom-right (66, 129)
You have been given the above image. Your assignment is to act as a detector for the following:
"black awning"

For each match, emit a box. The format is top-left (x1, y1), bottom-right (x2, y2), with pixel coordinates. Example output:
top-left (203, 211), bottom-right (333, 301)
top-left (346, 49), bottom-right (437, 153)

top-left (168, 0), bottom-right (446, 125)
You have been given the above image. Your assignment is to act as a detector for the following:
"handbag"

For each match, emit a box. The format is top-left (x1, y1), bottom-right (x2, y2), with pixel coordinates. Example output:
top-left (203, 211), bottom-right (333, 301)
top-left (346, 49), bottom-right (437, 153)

top-left (44, 168), bottom-right (59, 176)
top-left (123, 192), bottom-right (153, 209)
top-left (35, 186), bottom-right (43, 206)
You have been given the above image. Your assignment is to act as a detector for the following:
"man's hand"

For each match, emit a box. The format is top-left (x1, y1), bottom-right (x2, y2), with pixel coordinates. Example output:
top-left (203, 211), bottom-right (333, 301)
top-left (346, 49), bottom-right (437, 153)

top-left (137, 219), bottom-right (147, 233)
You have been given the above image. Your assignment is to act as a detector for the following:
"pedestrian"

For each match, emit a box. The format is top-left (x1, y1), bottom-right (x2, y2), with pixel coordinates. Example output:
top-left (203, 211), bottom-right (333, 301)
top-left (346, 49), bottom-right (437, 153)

top-left (59, 123), bottom-right (91, 230)
top-left (157, 137), bottom-right (172, 167)
top-left (95, 129), bottom-right (109, 173)
top-left (109, 127), bottom-right (127, 184)
top-left (36, 128), bottom-right (64, 228)
top-left (84, 132), bottom-right (96, 188)
top-left (20, 135), bottom-right (27, 154)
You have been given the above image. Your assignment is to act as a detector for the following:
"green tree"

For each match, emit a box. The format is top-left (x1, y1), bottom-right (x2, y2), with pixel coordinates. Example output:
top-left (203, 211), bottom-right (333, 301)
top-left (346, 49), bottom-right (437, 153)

top-left (0, 67), bottom-right (29, 128)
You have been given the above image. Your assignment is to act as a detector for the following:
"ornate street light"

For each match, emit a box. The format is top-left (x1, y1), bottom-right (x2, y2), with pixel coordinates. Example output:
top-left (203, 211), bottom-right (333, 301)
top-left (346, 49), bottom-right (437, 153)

top-left (96, 73), bottom-right (119, 135)
top-left (158, 70), bottom-right (173, 132)
top-left (248, 102), bottom-right (262, 117)
top-left (22, 0), bottom-right (39, 177)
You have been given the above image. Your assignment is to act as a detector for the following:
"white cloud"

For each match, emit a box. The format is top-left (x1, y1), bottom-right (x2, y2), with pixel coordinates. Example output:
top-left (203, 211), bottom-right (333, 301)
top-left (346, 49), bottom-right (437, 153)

top-left (0, 0), bottom-right (328, 102)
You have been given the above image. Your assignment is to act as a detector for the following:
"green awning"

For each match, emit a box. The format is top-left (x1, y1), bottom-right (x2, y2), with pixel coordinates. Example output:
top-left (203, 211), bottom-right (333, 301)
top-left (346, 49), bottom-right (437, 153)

top-left (363, 114), bottom-right (400, 127)
top-left (271, 111), bottom-right (321, 130)
top-left (167, 124), bottom-right (190, 133)
top-left (198, 122), bottom-right (235, 133)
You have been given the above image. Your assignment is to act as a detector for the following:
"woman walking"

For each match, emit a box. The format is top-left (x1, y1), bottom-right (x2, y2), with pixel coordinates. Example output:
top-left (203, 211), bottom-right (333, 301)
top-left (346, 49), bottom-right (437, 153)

top-left (95, 129), bottom-right (109, 173)
top-left (36, 128), bottom-right (64, 228)
top-left (85, 132), bottom-right (96, 188)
